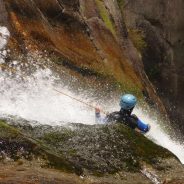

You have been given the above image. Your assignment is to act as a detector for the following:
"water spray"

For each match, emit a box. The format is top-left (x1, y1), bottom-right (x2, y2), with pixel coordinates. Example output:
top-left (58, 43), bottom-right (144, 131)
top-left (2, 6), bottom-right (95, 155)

top-left (53, 88), bottom-right (107, 115)
top-left (0, 25), bottom-right (184, 164)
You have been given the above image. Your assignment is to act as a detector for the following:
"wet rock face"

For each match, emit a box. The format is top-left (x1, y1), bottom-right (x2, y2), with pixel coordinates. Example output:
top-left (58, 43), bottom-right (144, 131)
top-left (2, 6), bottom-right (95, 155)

top-left (0, 0), bottom-right (169, 114)
top-left (1, 119), bottom-right (184, 183)
top-left (5, 119), bottom-right (175, 174)
top-left (0, 0), bottom-right (8, 25)
top-left (123, 0), bottom-right (184, 133)
top-left (58, 0), bottom-right (79, 9)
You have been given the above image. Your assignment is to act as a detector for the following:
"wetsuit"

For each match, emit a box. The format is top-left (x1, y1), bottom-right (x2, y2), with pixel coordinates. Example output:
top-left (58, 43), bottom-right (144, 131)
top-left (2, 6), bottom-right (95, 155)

top-left (95, 108), bottom-right (150, 133)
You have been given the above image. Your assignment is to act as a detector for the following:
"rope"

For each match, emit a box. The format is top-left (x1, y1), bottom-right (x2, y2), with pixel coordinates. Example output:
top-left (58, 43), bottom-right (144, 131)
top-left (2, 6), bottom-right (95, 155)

top-left (53, 88), bottom-right (107, 114)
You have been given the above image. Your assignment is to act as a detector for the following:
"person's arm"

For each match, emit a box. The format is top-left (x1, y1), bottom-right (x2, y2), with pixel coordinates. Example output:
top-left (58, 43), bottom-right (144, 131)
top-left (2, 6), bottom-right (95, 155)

top-left (126, 114), bottom-right (138, 129)
top-left (95, 107), bottom-right (107, 124)
top-left (130, 114), bottom-right (150, 133)
top-left (137, 118), bottom-right (150, 133)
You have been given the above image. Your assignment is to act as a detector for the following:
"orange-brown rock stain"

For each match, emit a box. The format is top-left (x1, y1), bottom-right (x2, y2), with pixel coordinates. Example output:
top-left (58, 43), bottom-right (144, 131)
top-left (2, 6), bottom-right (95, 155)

top-left (4, 0), bottom-right (145, 96)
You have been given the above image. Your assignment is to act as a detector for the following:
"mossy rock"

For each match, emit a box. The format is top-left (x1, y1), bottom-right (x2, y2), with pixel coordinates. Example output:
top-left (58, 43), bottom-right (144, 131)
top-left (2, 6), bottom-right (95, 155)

top-left (4, 119), bottom-right (176, 175)
top-left (0, 120), bottom-right (75, 173)
top-left (128, 29), bottom-right (147, 53)
top-left (117, 0), bottom-right (125, 7)
top-left (95, 0), bottom-right (116, 36)
top-left (0, 120), bottom-right (20, 138)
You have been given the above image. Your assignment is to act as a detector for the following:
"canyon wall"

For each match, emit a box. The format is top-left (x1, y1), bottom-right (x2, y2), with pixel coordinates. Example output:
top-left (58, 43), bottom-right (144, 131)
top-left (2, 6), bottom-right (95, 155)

top-left (122, 0), bottom-right (184, 132)
top-left (0, 0), bottom-right (166, 113)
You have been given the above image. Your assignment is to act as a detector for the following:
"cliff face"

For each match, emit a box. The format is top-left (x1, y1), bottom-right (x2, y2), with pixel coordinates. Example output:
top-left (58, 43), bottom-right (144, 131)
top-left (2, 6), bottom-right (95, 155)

top-left (122, 0), bottom-right (184, 132)
top-left (1, 1), bottom-right (184, 183)
top-left (0, 0), bottom-right (166, 113)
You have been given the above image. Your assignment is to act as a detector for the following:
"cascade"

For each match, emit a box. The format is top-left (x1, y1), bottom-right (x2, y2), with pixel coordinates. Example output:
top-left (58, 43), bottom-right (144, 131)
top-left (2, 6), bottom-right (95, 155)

top-left (0, 26), bottom-right (184, 164)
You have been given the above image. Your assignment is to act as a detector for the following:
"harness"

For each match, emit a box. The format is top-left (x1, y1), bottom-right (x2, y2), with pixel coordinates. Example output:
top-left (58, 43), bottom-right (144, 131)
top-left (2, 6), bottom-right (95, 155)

top-left (106, 110), bottom-right (138, 129)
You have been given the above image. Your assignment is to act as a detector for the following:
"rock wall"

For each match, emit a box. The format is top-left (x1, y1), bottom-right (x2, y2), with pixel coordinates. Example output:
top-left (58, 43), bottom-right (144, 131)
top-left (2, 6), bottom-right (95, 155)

top-left (123, 0), bottom-right (184, 132)
top-left (0, 0), bottom-right (166, 113)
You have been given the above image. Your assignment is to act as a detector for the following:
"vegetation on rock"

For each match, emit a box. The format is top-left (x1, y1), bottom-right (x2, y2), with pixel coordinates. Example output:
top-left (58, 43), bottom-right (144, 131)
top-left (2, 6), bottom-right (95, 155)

top-left (0, 119), bottom-right (176, 176)
top-left (117, 0), bottom-right (125, 7)
top-left (128, 29), bottom-right (147, 53)
top-left (95, 0), bottom-right (116, 36)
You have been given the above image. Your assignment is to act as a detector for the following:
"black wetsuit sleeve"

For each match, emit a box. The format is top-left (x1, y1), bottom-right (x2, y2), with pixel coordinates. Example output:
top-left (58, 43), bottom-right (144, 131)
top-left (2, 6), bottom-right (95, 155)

top-left (126, 114), bottom-right (138, 129)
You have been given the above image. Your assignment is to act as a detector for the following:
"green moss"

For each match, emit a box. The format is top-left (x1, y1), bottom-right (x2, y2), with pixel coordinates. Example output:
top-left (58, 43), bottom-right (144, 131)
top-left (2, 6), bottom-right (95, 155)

top-left (117, 0), bottom-right (124, 7)
top-left (115, 80), bottom-right (143, 98)
top-left (0, 120), bottom-right (75, 173)
top-left (95, 0), bottom-right (116, 36)
top-left (42, 130), bottom-right (75, 145)
top-left (0, 120), bottom-right (20, 138)
top-left (0, 120), bottom-right (176, 175)
top-left (128, 29), bottom-right (147, 53)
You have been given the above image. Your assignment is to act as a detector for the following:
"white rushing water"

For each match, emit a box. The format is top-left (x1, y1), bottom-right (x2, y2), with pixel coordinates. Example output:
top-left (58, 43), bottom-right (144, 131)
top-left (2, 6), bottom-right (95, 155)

top-left (0, 26), bottom-right (184, 164)
top-left (136, 108), bottom-right (184, 164)
top-left (0, 26), bottom-right (10, 50)
top-left (0, 69), bottom-right (96, 125)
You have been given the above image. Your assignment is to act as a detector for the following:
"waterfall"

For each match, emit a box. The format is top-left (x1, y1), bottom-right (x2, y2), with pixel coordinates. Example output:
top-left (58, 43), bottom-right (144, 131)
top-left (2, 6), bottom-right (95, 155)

top-left (0, 26), bottom-right (184, 164)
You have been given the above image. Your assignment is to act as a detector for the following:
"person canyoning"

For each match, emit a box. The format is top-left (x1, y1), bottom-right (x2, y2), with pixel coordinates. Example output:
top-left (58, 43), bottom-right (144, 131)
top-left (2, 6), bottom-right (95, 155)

top-left (95, 94), bottom-right (150, 134)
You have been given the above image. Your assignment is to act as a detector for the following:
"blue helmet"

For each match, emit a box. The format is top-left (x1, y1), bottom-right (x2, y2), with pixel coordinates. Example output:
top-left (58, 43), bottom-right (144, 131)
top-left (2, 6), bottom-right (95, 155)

top-left (119, 94), bottom-right (137, 110)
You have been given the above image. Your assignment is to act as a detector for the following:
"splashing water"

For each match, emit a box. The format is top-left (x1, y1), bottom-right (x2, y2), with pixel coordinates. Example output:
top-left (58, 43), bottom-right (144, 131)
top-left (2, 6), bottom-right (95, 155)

top-left (1, 65), bottom-right (184, 164)
top-left (102, 103), bottom-right (184, 164)
top-left (0, 26), bottom-right (10, 50)
top-left (0, 26), bottom-right (10, 64)
top-left (135, 108), bottom-right (184, 164)
top-left (0, 26), bottom-right (184, 164)
top-left (0, 69), bottom-right (96, 125)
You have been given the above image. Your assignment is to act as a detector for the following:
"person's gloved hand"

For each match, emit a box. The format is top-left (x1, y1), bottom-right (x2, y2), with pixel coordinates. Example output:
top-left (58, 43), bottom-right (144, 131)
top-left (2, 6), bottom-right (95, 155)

top-left (95, 106), bottom-right (101, 120)
top-left (95, 107), bottom-right (101, 114)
